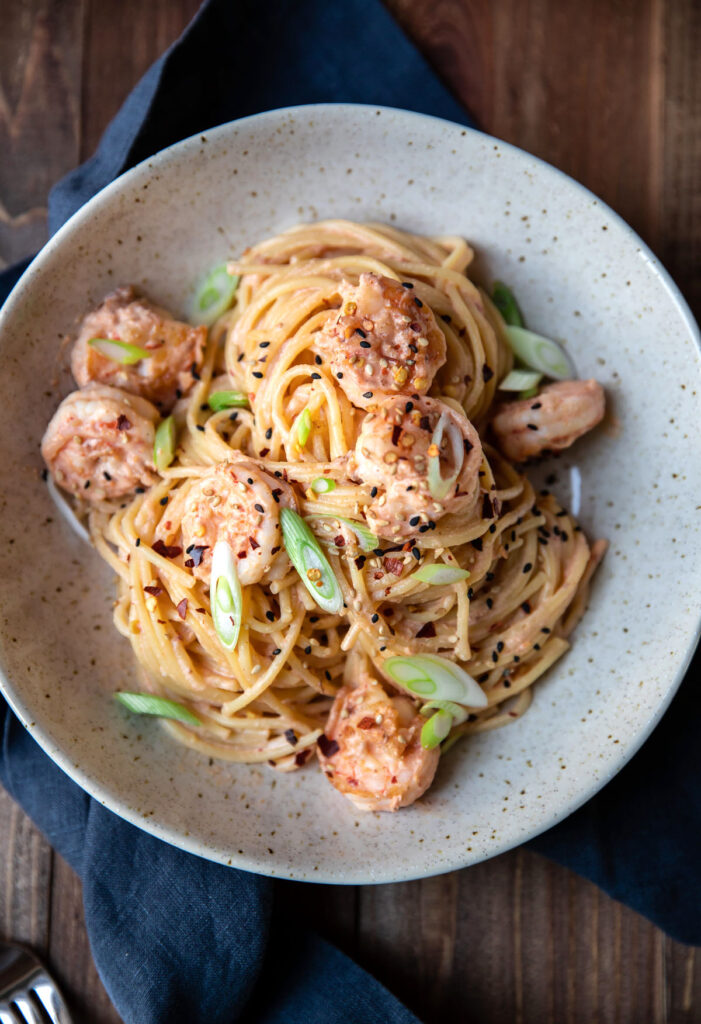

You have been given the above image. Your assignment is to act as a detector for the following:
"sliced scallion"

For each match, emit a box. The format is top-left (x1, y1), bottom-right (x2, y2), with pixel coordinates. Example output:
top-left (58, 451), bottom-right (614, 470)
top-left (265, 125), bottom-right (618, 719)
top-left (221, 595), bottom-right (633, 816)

top-left (383, 654), bottom-right (487, 707)
top-left (294, 408), bottom-right (312, 449)
top-left (519, 385), bottom-right (539, 400)
top-left (427, 412), bottom-right (464, 500)
top-left (88, 337), bottom-right (150, 365)
top-left (211, 540), bottom-right (243, 650)
top-left (311, 477), bottom-right (336, 494)
top-left (418, 699), bottom-right (469, 726)
top-left (498, 368), bottom-right (543, 392)
top-left (311, 513), bottom-right (377, 551)
top-left (411, 564), bottom-right (470, 585)
top-left (207, 390), bottom-right (249, 412)
top-left (114, 691), bottom-right (201, 725)
top-left (506, 325), bottom-right (574, 380)
top-left (492, 282), bottom-right (524, 327)
top-left (420, 709), bottom-right (453, 750)
top-left (153, 415), bottom-right (176, 471)
top-left (194, 265), bottom-right (240, 326)
top-left (280, 507), bottom-right (343, 614)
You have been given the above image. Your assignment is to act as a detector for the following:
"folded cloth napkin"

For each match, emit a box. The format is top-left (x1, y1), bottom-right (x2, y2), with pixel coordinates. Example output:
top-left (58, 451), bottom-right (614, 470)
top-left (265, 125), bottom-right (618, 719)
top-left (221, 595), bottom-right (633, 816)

top-left (0, 2), bottom-right (699, 1022)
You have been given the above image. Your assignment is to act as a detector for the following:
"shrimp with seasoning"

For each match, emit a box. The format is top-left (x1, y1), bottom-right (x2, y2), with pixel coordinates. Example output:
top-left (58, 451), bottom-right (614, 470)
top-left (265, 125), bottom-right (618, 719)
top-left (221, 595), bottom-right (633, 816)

top-left (312, 273), bottom-right (446, 409)
top-left (350, 395), bottom-right (483, 540)
top-left (177, 454), bottom-right (296, 585)
top-left (491, 379), bottom-right (605, 462)
top-left (71, 286), bottom-right (207, 411)
top-left (317, 670), bottom-right (439, 811)
top-left (41, 384), bottom-right (160, 501)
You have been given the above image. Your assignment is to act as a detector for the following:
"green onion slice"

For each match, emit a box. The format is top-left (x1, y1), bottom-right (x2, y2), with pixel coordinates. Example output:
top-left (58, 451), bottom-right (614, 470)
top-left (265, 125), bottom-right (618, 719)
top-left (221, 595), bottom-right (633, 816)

top-left (492, 282), bottom-right (524, 327)
top-left (420, 709), bottom-right (453, 750)
top-left (419, 699), bottom-right (469, 726)
top-left (498, 368), bottom-right (543, 392)
top-left (207, 390), bottom-right (249, 412)
top-left (506, 326), bottom-right (574, 380)
top-left (427, 412), bottom-right (464, 500)
top-left (311, 477), bottom-right (336, 494)
top-left (519, 385), bottom-right (539, 400)
top-left (383, 654), bottom-right (487, 707)
top-left (114, 691), bottom-right (201, 725)
top-left (412, 564), bottom-right (470, 585)
top-left (88, 337), bottom-right (150, 365)
top-left (294, 408), bottom-right (312, 449)
top-left (280, 507), bottom-right (343, 614)
top-left (211, 540), bottom-right (243, 650)
top-left (153, 415), bottom-right (176, 471)
top-left (194, 265), bottom-right (240, 326)
top-left (311, 513), bottom-right (377, 552)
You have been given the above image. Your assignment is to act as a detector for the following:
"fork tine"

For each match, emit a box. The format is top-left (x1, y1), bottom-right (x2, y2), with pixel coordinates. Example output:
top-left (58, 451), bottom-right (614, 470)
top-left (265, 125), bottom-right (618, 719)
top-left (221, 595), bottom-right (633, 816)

top-left (0, 1002), bottom-right (21, 1024)
top-left (31, 979), bottom-right (71, 1024)
top-left (6, 995), bottom-right (41, 1024)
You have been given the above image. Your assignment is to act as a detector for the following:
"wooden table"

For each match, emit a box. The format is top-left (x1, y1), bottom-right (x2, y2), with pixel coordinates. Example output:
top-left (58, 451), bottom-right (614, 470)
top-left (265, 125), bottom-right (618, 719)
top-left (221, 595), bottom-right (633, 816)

top-left (1, 1), bottom-right (699, 1021)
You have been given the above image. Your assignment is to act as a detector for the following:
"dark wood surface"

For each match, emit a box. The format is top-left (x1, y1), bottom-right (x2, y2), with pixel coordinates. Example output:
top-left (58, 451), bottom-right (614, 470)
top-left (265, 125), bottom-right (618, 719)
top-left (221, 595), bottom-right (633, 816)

top-left (1, 2), bottom-right (699, 1022)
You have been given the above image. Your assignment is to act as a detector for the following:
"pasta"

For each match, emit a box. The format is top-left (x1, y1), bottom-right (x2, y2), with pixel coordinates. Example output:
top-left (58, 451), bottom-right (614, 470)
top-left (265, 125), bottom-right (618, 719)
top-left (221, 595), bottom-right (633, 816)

top-left (42, 220), bottom-right (606, 810)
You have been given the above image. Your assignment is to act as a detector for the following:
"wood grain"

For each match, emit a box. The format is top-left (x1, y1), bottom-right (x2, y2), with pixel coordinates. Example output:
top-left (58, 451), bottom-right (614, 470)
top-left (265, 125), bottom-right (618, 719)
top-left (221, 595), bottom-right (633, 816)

top-left (1, 1), bottom-right (700, 1022)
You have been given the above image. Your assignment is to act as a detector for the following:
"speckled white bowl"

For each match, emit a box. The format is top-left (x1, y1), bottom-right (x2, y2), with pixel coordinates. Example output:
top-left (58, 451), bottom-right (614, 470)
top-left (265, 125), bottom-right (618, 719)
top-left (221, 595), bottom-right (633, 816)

top-left (0, 105), bottom-right (699, 883)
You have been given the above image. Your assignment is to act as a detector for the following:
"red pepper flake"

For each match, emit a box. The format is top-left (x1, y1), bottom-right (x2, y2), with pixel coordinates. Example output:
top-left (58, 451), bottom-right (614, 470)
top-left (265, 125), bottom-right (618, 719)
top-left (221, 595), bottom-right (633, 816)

top-left (184, 559), bottom-right (194, 568)
top-left (358, 717), bottom-right (377, 730)
top-left (176, 598), bottom-right (188, 620)
top-left (294, 749), bottom-right (312, 767)
top-left (144, 585), bottom-right (162, 596)
top-left (383, 557), bottom-right (403, 576)
top-left (419, 415), bottom-right (431, 431)
top-left (259, 447), bottom-right (270, 457)
top-left (334, 535), bottom-right (345, 547)
top-left (237, 550), bottom-right (247, 559)
top-left (391, 775), bottom-right (398, 783)
top-left (317, 735), bottom-right (339, 757)
top-left (116, 414), bottom-right (131, 431)
top-left (249, 537), bottom-right (260, 550)
top-left (284, 728), bottom-right (298, 746)
top-left (152, 539), bottom-right (183, 559)
top-left (354, 554), bottom-right (366, 569)
top-left (416, 621), bottom-right (436, 638)
top-left (391, 424), bottom-right (402, 446)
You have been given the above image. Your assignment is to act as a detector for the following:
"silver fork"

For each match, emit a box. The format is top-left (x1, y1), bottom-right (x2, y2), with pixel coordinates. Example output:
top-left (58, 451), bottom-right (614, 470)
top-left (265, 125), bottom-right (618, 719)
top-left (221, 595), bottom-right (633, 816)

top-left (0, 942), bottom-right (73, 1024)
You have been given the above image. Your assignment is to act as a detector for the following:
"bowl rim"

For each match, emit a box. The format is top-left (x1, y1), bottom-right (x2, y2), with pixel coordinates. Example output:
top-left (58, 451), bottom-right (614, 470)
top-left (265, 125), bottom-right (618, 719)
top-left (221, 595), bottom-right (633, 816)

top-left (1, 102), bottom-right (700, 884)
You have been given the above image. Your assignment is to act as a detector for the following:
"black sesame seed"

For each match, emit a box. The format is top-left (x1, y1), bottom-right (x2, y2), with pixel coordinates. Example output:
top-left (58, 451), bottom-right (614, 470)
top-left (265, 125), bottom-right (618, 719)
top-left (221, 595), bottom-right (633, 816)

top-left (371, 613), bottom-right (379, 623)
top-left (159, 497), bottom-right (168, 506)
top-left (523, 562), bottom-right (533, 572)
top-left (409, 516), bottom-right (420, 526)
top-left (265, 427), bottom-right (272, 439)
top-left (489, 524), bottom-right (496, 534)
top-left (315, 354), bottom-right (322, 365)
top-left (252, 371), bottom-right (263, 379)
top-left (247, 477), bottom-right (254, 485)
top-left (534, 643), bottom-right (541, 651)
top-left (440, 313), bottom-right (451, 323)
top-left (486, 572), bottom-right (495, 580)
top-left (190, 363), bottom-right (201, 380)
top-left (272, 648), bottom-right (281, 656)
top-left (336, 372), bottom-right (344, 379)
top-left (363, 391), bottom-right (373, 399)
top-left (419, 524), bottom-right (429, 533)
top-left (84, 480), bottom-right (90, 489)
top-left (265, 611), bottom-right (275, 622)
top-left (401, 282), bottom-right (414, 289)
top-left (531, 402), bottom-right (542, 409)
top-left (492, 651), bottom-right (498, 663)
top-left (414, 297), bottom-right (423, 307)
top-left (175, 388), bottom-right (183, 399)
top-left (471, 537), bottom-right (483, 551)
top-left (405, 402), bottom-right (414, 413)
top-left (542, 627), bottom-right (551, 633)
top-left (467, 588), bottom-right (474, 600)
top-left (486, 598), bottom-right (493, 609)
top-left (411, 547), bottom-right (421, 560)
top-left (504, 679), bottom-right (512, 688)
top-left (135, 487), bottom-right (145, 494)
top-left (370, 486), bottom-right (378, 498)
top-left (254, 503), bottom-right (265, 513)
top-left (359, 340), bottom-right (371, 349)
top-left (260, 341), bottom-right (270, 348)
top-left (373, 547), bottom-right (384, 557)
top-left (355, 328), bottom-right (367, 338)
top-left (521, 602), bottom-right (531, 613)
top-left (311, 372), bottom-right (321, 380)
top-left (527, 423), bottom-right (538, 431)
top-left (200, 403), bottom-right (209, 412)
top-left (103, 471), bottom-right (112, 481)
top-left (513, 655), bottom-right (520, 663)
top-left (482, 365), bottom-right (494, 382)
top-left (304, 645), bottom-right (312, 655)
top-left (497, 641), bottom-right (504, 652)
top-left (135, 538), bottom-right (141, 547)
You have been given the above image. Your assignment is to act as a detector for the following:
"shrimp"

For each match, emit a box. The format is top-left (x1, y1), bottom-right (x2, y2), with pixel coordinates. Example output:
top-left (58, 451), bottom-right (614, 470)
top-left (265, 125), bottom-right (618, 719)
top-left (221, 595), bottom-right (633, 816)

top-left (178, 455), bottom-right (296, 585)
top-left (41, 384), bottom-right (160, 501)
top-left (317, 671), bottom-right (439, 811)
top-left (490, 379), bottom-right (605, 462)
top-left (312, 272), bottom-right (446, 409)
top-left (350, 395), bottom-right (483, 540)
top-left (71, 286), bottom-right (207, 412)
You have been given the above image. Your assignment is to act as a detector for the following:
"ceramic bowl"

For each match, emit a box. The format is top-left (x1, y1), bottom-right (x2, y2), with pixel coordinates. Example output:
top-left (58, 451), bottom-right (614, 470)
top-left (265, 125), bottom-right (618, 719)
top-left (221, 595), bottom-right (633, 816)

top-left (0, 105), bottom-right (699, 883)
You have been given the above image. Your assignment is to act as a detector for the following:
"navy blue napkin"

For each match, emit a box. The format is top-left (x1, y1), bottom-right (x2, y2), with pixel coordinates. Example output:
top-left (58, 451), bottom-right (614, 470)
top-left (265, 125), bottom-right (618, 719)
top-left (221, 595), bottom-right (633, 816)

top-left (0, 2), bottom-right (699, 1022)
